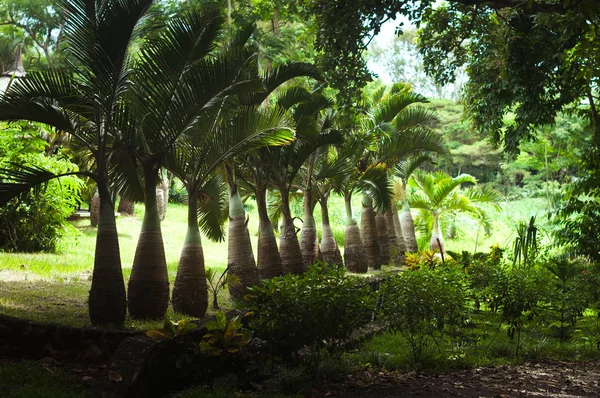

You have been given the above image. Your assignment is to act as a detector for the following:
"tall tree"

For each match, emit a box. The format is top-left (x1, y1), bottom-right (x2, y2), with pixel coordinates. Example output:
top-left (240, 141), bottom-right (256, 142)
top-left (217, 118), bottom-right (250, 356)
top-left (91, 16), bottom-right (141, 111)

top-left (125, 11), bottom-right (264, 320)
top-left (0, 0), bottom-right (155, 326)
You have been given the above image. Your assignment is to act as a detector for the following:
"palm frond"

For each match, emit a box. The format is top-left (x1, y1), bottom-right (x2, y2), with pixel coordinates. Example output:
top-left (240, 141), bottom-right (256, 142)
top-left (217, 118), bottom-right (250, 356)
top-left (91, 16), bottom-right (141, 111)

top-left (464, 185), bottom-right (504, 210)
top-left (245, 62), bottom-right (321, 105)
top-left (197, 173), bottom-right (228, 242)
top-left (0, 163), bottom-right (86, 205)
top-left (372, 92), bottom-right (428, 126)
top-left (355, 163), bottom-right (393, 211)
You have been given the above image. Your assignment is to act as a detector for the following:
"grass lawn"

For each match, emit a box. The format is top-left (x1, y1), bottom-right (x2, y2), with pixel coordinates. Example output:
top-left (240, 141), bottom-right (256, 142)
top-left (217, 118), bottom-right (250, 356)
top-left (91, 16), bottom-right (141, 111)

top-left (0, 195), bottom-right (548, 329)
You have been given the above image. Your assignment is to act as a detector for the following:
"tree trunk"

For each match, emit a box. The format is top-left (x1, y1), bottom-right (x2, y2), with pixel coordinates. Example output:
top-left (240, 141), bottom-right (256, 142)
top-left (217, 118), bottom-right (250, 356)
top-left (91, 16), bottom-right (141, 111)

top-left (299, 188), bottom-right (319, 267)
top-left (279, 187), bottom-right (305, 274)
top-left (400, 201), bottom-right (418, 252)
top-left (392, 207), bottom-right (408, 253)
top-left (343, 195), bottom-right (367, 273)
top-left (128, 167), bottom-right (170, 320)
top-left (90, 189), bottom-right (100, 227)
top-left (156, 188), bottom-right (166, 221)
top-left (375, 210), bottom-right (389, 268)
top-left (158, 177), bottom-right (169, 220)
top-left (318, 196), bottom-right (343, 267)
top-left (386, 209), bottom-right (405, 266)
top-left (256, 186), bottom-right (283, 279)
top-left (117, 198), bottom-right (135, 216)
top-left (172, 194), bottom-right (208, 317)
top-left (227, 185), bottom-right (260, 301)
top-left (88, 181), bottom-right (126, 327)
top-left (430, 213), bottom-right (445, 255)
top-left (360, 195), bottom-right (380, 269)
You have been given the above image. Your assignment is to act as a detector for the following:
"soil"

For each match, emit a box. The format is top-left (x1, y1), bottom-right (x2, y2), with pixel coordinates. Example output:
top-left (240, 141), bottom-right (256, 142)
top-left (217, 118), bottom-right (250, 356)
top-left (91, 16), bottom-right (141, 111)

top-left (3, 358), bottom-right (600, 397)
top-left (315, 360), bottom-right (600, 397)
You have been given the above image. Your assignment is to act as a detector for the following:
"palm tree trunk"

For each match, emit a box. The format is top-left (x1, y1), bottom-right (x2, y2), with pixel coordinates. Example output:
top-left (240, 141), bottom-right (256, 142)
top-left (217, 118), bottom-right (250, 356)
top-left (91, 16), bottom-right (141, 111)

top-left (279, 187), bottom-right (305, 274)
top-left (128, 166), bottom-right (170, 320)
top-left (430, 213), bottom-right (445, 255)
top-left (88, 181), bottom-right (126, 327)
top-left (400, 200), bottom-right (418, 252)
top-left (319, 195), bottom-right (343, 267)
top-left (360, 195), bottom-right (380, 270)
top-left (172, 193), bottom-right (208, 317)
top-left (299, 188), bottom-right (319, 267)
top-left (392, 207), bottom-right (408, 253)
top-left (344, 194), bottom-right (367, 273)
top-left (385, 209), bottom-right (405, 267)
top-left (375, 210), bottom-right (389, 268)
top-left (90, 189), bottom-right (100, 227)
top-left (256, 185), bottom-right (283, 279)
top-left (227, 184), bottom-right (260, 301)
top-left (117, 198), bottom-right (135, 216)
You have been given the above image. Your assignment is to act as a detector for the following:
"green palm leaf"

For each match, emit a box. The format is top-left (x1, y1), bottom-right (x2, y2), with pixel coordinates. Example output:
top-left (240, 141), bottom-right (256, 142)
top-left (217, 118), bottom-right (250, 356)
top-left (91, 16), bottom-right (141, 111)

top-left (197, 174), bottom-right (228, 242)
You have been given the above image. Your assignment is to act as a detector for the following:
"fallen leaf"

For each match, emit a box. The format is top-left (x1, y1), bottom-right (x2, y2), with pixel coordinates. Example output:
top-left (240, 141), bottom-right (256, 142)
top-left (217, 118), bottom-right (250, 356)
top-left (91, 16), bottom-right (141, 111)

top-left (108, 371), bottom-right (123, 382)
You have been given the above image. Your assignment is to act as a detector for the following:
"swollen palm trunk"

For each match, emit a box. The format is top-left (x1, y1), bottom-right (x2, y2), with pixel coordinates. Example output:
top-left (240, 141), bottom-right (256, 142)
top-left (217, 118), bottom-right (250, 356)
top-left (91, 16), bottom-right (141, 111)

top-left (279, 191), bottom-right (305, 274)
top-left (344, 222), bottom-right (368, 273)
top-left (360, 196), bottom-right (380, 269)
top-left (319, 198), bottom-right (343, 267)
top-left (128, 172), bottom-right (170, 320)
top-left (385, 210), bottom-right (405, 267)
top-left (256, 188), bottom-right (283, 279)
top-left (400, 201), bottom-right (418, 252)
top-left (299, 211), bottom-right (319, 267)
top-left (430, 215), bottom-right (446, 255)
top-left (117, 198), bottom-right (135, 216)
top-left (227, 189), bottom-right (260, 300)
top-left (392, 208), bottom-right (408, 253)
top-left (172, 200), bottom-right (208, 317)
top-left (88, 187), bottom-right (126, 327)
top-left (375, 211), bottom-right (389, 268)
top-left (279, 219), bottom-right (305, 274)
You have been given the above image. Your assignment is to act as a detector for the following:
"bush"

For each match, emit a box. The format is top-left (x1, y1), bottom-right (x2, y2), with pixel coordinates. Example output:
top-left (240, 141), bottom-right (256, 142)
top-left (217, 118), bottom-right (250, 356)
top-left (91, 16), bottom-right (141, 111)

top-left (377, 266), bottom-right (470, 366)
top-left (245, 263), bottom-right (375, 363)
top-left (0, 155), bottom-right (83, 253)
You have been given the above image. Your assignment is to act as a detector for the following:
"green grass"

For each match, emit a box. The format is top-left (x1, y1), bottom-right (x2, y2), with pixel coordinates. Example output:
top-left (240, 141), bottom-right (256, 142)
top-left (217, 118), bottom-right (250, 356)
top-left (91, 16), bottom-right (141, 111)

top-left (0, 361), bottom-right (91, 398)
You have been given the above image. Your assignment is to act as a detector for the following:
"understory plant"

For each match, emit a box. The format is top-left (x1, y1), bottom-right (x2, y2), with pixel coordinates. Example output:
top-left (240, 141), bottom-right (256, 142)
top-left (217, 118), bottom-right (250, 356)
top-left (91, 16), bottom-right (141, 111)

top-left (245, 262), bottom-right (375, 368)
top-left (377, 266), bottom-right (470, 368)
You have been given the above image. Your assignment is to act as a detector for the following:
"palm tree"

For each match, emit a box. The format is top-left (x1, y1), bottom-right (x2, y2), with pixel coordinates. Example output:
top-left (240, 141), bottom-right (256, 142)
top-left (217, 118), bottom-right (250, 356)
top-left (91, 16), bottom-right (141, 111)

top-left (267, 87), bottom-right (339, 274)
top-left (408, 170), bottom-right (503, 255)
top-left (0, 0), bottom-right (154, 326)
top-left (297, 110), bottom-right (340, 267)
top-left (125, 13), bottom-right (264, 319)
top-left (332, 136), bottom-right (392, 273)
top-left (166, 104), bottom-right (292, 315)
top-left (224, 63), bottom-right (321, 286)
top-left (350, 84), bottom-right (446, 269)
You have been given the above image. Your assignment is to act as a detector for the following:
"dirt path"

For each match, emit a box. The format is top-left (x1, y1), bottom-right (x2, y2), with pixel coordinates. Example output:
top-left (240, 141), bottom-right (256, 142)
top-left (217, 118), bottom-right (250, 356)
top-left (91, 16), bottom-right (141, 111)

top-left (316, 360), bottom-right (600, 397)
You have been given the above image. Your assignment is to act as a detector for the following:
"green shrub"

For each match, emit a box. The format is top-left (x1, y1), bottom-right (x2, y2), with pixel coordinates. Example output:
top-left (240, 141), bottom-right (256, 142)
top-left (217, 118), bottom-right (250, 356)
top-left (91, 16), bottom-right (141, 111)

top-left (245, 263), bottom-right (375, 363)
top-left (488, 265), bottom-right (546, 356)
top-left (377, 267), bottom-right (470, 366)
top-left (0, 155), bottom-right (83, 252)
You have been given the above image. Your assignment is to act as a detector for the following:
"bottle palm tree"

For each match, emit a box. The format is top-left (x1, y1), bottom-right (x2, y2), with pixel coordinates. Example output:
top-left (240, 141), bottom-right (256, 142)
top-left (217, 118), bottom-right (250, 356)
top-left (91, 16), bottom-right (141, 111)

top-left (408, 170), bottom-right (503, 255)
top-left (347, 84), bottom-right (446, 269)
top-left (0, 0), bottom-right (155, 326)
top-left (223, 63), bottom-right (321, 288)
top-left (166, 105), bottom-right (292, 315)
top-left (125, 13), bottom-right (264, 319)
top-left (266, 87), bottom-right (340, 274)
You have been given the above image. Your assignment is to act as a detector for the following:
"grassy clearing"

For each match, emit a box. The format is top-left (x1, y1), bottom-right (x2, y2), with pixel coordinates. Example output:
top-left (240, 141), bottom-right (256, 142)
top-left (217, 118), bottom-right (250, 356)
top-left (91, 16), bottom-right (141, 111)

top-left (0, 360), bottom-right (90, 398)
top-left (0, 196), bottom-right (547, 329)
